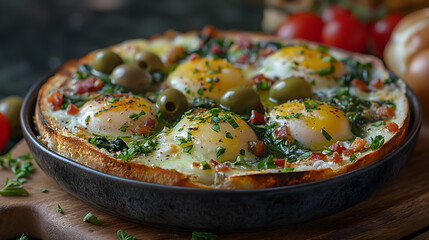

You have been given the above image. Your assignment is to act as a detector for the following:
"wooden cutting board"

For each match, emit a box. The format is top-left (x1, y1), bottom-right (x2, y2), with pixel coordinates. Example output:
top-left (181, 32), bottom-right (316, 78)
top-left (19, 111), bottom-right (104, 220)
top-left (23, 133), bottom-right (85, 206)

top-left (1, 123), bottom-right (429, 240)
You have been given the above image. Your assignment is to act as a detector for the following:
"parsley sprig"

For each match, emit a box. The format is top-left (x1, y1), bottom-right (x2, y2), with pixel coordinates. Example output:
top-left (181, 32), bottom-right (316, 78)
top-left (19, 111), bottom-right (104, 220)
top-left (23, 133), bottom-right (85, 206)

top-left (0, 152), bottom-right (34, 196)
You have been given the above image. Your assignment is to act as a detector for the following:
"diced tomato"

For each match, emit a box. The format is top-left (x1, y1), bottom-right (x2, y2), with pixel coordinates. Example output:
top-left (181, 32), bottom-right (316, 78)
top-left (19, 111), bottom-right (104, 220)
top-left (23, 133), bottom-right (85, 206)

top-left (342, 149), bottom-right (352, 157)
top-left (273, 158), bottom-right (285, 168)
top-left (369, 78), bottom-right (383, 90)
top-left (258, 46), bottom-right (275, 57)
top-left (66, 104), bottom-right (79, 115)
top-left (385, 122), bottom-right (399, 133)
top-left (250, 110), bottom-right (266, 125)
top-left (351, 78), bottom-right (369, 92)
top-left (350, 137), bottom-right (366, 152)
top-left (76, 76), bottom-right (103, 94)
top-left (47, 91), bottom-right (63, 110)
top-left (329, 141), bottom-right (346, 154)
top-left (237, 35), bottom-right (252, 49)
top-left (249, 140), bottom-right (264, 157)
top-left (188, 53), bottom-right (200, 61)
top-left (166, 46), bottom-right (186, 65)
top-left (274, 125), bottom-right (289, 139)
top-left (235, 53), bottom-right (249, 64)
top-left (202, 25), bottom-right (216, 38)
top-left (250, 74), bottom-right (274, 87)
top-left (215, 164), bottom-right (229, 172)
top-left (192, 162), bottom-right (201, 168)
top-left (308, 152), bottom-right (327, 161)
top-left (209, 159), bottom-right (219, 167)
top-left (210, 44), bottom-right (222, 54)
top-left (376, 106), bottom-right (394, 119)
top-left (329, 152), bottom-right (343, 164)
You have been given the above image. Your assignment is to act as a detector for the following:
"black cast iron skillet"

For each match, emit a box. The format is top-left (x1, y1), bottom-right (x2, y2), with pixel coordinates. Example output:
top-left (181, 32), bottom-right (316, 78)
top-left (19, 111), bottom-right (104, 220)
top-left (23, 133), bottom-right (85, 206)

top-left (21, 69), bottom-right (422, 232)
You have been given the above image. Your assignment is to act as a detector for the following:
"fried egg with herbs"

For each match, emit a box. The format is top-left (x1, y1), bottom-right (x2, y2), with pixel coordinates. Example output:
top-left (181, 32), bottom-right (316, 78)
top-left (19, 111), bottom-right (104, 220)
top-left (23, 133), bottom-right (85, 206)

top-left (261, 46), bottom-right (347, 88)
top-left (36, 29), bottom-right (410, 189)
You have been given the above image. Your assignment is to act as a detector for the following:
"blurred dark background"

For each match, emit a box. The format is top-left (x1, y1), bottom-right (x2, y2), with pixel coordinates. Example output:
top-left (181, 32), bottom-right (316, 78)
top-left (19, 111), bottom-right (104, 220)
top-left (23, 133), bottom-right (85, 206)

top-left (0, 0), bottom-right (264, 99)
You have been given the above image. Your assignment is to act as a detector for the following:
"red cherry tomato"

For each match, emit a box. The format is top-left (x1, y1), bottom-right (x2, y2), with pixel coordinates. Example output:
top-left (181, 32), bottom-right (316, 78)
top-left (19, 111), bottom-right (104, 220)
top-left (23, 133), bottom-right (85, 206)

top-left (322, 15), bottom-right (367, 53)
top-left (276, 12), bottom-right (324, 42)
top-left (0, 112), bottom-right (10, 151)
top-left (369, 13), bottom-right (403, 57)
top-left (321, 5), bottom-right (353, 22)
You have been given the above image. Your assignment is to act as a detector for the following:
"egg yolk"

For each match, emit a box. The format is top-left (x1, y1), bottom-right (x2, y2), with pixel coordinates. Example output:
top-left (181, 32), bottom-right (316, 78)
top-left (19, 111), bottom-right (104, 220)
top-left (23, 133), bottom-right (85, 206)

top-left (80, 93), bottom-right (156, 136)
top-left (166, 57), bottom-right (245, 102)
top-left (270, 101), bottom-right (352, 150)
top-left (272, 46), bottom-right (344, 76)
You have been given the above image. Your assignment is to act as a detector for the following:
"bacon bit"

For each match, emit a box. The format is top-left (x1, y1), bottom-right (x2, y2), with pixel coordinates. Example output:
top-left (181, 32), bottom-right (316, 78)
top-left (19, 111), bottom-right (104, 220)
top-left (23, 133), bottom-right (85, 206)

top-left (145, 118), bottom-right (157, 129)
top-left (350, 137), bottom-right (366, 152)
top-left (215, 164), bottom-right (229, 172)
top-left (235, 53), bottom-right (249, 64)
top-left (384, 122), bottom-right (399, 133)
top-left (210, 44), bottom-right (222, 54)
top-left (66, 104), bottom-right (79, 115)
top-left (166, 46), bottom-right (186, 65)
top-left (329, 142), bottom-right (346, 154)
top-left (273, 158), bottom-right (285, 168)
top-left (188, 53), bottom-right (200, 61)
top-left (249, 140), bottom-right (264, 157)
top-left (351, 78), bottom-right (369, 92)
top-left (376, 106), bottom-right (394, 119)
top-left (209, 159), bottom-right (219, 167)
top-left (274, 125), bottom-right (289, 139)
top-left (47, 91), bottom-right (63, 110)
top-left (202, 25), bottom-right (216, 38)
top-left (192, 162), bottom-right (202, 168)
top-left (250, 74), bottom-right (274, 87)
top-left (329, 152), bottom-right (343, 164)
top-left (250, 110), bottom-right (266, 125)
top-left (369, 78), bottom-right (383, 90)
top-left (76, 76), bottom-right (103, 94)
top-left (135, 119), bottom-right (156, 136)
top-left (237, 35), bottom-right (252, 49)
top-left (308, 152), bottom-right (327, 161)
top-left (258, 46), bottom-right (275, 57)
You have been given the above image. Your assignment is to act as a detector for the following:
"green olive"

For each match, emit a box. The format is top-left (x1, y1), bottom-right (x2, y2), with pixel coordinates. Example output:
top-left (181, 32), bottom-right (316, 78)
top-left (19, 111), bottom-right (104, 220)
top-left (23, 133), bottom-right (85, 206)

top-left (156, 89), bottom-right (189, 120)
top-left (134, 51), bottom-right (164, 73)
top-left (92, 49), bottom-right (123, 74)
top-left (111, 64), bottom-right (150, 93)
top-left (0, 96), bottom-right (23, 139)
top-left (269, 77), bottom-right (312, 104)
top-left (220, 87), bottom-right (261, 115)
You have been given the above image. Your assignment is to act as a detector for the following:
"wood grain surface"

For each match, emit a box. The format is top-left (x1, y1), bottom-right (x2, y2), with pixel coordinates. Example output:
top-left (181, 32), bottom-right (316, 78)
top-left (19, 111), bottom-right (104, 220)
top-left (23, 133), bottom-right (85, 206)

top-left (1, 123), bottom-right (429, 240)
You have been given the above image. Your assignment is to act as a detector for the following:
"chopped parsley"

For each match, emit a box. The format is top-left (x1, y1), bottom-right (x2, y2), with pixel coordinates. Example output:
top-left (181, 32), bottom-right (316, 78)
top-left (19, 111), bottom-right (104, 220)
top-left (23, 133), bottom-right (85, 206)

top-left (129, 110), bottom-right (146, 120)
top-left (240, 149), bottom-right (245, 156)
top-left (372, 120), bottom-right (386, 127)
top-left (350, 153), bottom-right (357, 162)
top-left (317, 45), bottom-right (329, 53)
top-left (57, 204), bottom-right (63, 214)
top-left (0, 152), bottom-right (34, 196)
top-left (227, 119), bottom-right (239, 128)
top-left (233, 156), bottom-right (251, 166)
top-left (201, 161), bottom-right (211, 170)
top-left (303, 99), bottom-right (319, 111)
top-left (83, 212), bottom-right (101, 226)
top-left (321, 128), bottom-right (332, 141)
top-left (117, 230), bottom-right (136, 240)
top-left (88, 136), bottom-right (128, 152)
top-left (183, 145), bottom-right (193, 154)
top-left (216, 147), bottom-right (226, 160)
top-left (211, 123), bottom-right (220, 132)
top-left (40, 188), bottom-right (48, 193)
top-left (225, 132), bottom-right (233, 139)
top-left (197, 88), bottom-right (204, 96)
top-left (107, 97), bottom-right (121, 104)
top-left (119, 125), bottom-right (129, 132)
top-left (257, 155), bottom-right (277, 170)
top-left (370, 135), bottom-right (385, 150)
top-left (192, 231), bottom-right (218, 240)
